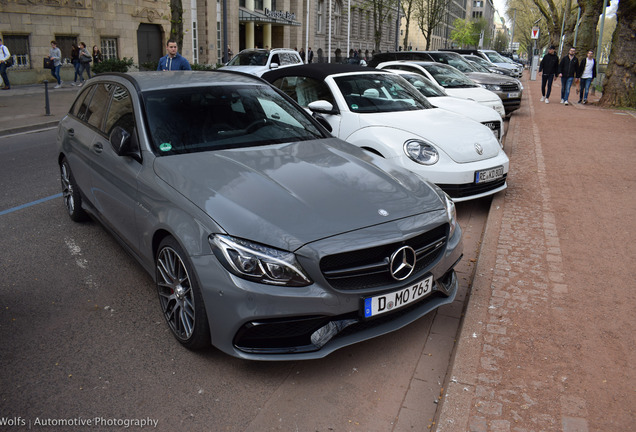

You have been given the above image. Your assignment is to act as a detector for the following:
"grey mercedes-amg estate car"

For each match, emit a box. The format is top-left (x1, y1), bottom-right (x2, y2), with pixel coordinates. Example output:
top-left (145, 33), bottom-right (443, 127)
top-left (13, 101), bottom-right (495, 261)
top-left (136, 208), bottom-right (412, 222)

top-left (56, 71), bottom-right (462, 360)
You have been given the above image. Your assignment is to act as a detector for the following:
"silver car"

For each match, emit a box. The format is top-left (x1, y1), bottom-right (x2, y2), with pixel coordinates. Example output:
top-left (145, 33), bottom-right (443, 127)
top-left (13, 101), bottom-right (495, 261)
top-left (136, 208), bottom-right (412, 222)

top-left (56, 71), bottom-right (462, 360)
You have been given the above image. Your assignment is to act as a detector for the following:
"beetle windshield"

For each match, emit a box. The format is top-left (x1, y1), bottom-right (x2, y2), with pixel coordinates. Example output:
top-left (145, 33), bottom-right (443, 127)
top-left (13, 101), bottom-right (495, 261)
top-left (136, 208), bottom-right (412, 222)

top-left (334, 73), bottom-right (433, 113)
top-left (420, 64), bottom-right (478, 89)
top-left (143, 84), bottom-right (326, 155)
top-left (399, 74), bottom-right (448, 98)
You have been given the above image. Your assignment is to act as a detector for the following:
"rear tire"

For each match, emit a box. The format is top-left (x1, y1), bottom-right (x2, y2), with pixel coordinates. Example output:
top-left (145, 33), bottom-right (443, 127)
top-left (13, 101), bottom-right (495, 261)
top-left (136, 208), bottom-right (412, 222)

top-left (156, 236), bottom-right (211, 350)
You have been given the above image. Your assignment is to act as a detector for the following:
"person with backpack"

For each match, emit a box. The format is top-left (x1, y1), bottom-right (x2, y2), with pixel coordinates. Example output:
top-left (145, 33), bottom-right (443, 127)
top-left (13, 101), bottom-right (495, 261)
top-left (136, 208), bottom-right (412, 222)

top-left (0, 38), bottom-right (11, 90)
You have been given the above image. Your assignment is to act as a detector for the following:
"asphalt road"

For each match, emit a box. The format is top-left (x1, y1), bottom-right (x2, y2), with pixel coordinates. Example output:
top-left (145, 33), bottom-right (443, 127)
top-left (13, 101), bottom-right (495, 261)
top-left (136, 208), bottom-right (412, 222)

top-left (0, 128), bottom-right (492, 431)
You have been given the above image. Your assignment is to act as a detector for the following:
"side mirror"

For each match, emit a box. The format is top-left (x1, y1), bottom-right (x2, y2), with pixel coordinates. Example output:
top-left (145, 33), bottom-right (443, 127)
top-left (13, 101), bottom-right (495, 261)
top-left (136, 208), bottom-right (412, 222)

top-left (307, 100), bottom-right (337, 115)
top-left (269, 62), bottom-right (279, 69)
top-left (110, 126), bottom-right (141, 162)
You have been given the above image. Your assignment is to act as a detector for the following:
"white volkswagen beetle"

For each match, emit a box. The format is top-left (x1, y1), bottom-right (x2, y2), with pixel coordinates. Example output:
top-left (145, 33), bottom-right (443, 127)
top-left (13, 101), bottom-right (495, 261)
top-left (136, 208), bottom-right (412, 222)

top-left (262, 64), bottom-right (509, 202)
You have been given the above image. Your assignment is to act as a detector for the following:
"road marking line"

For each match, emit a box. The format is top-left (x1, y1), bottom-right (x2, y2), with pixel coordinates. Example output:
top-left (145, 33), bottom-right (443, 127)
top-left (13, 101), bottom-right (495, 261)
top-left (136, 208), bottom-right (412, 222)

top-left (0, 193), bottom-right (62, 216)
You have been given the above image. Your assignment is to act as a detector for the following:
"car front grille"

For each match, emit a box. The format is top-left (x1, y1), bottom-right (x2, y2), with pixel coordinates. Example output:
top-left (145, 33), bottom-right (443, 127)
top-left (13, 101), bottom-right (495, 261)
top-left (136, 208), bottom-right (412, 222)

top-left (319, 224), bottom-right (448, 291)
top-left (438, 174), bottom-right (507, 199)
top-left (481, 121), bottom-right (502, 140)
top-left (500, 83), bottom-right (519, 92)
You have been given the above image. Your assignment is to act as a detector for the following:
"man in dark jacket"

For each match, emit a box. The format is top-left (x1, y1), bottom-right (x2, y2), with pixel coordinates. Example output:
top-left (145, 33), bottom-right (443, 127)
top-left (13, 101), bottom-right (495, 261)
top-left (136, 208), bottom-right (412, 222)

top-left (558, 47), bottom-right (579, 105)
top-left (577, 50), bottom-right (597, 104)
top-left (538, 45), bottom-right (559, 104)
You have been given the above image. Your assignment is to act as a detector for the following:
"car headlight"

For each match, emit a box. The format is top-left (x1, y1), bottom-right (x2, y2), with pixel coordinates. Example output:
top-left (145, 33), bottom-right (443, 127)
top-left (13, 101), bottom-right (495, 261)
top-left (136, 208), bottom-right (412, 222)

top-left (404, 139), bottom-right (439, 165)
top-left (210, 235), bottom-right (311, 286)
top-left (480, 84), bottom-right (502, 92)
top-left (443, 193), bottom-right (458, 239)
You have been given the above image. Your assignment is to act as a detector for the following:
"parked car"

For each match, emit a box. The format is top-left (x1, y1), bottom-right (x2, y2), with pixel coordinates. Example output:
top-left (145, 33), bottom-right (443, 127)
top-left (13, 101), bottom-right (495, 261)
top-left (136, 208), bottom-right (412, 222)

top-left (263, 63), bottom-right (509, 202)
top-left (56, 71), bottom-right (463, 360)
top-left (222, 48), bottom-right (303, 76)
top-left (390, 70), bottom-right (505, 142)
top-left (376, 61), bottom-right (506, 118)
top-left (441, 49), bottom-right (522, 77)
top-left (423, 51), bottom-right (523, 115)
top-left (366, 51), bottom-right (435, 68)
top-left (462, 54), bottom-right (515, 77)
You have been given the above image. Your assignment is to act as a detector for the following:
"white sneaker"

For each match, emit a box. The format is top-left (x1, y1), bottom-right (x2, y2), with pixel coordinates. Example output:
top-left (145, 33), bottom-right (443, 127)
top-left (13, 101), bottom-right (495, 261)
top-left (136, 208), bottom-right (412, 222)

top-left (560, 99), bottom-right (565, 104)
top-left (564, 101), bottom-right (569, 106)
top-left (71, 82), bottom-right (76, 86)
top-left (54, 84), bottom-right (61, 89)
top-left (545, 98), bottom-right (549, 104)
top-left (540, 96), bottom-right (545, 102)
top-left (78, 82), bottom-right (83, 87)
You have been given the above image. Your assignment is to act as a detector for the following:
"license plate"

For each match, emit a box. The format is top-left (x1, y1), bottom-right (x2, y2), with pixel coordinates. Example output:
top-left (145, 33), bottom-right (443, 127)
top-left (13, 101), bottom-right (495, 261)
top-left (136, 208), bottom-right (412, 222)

top-left (508, 92), bottom-right (520, 98)
top-left (475, 166), bottom-right (504, 183)
top-left (363, 275), bottom-right (433, 318)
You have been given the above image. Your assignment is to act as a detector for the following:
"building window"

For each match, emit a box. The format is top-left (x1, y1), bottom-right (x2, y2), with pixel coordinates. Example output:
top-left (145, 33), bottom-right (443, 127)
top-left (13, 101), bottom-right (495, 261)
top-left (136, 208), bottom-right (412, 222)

top-left (367, 12), bottom-right (372, 40)
top-left (54, 35), bottom-right (77, 64)
top-left (101, 38), bottom-right (118, 61)
top-left (334, 0), bottom-right (342, 36)
top-left (255, 0), bottom-right (263, 10)
top-left (2, 34), bottom-right (30, 68)
top-left (317, 0), bottom-right (324, 34)
top-left (192, 21), bottom-right (199, 64)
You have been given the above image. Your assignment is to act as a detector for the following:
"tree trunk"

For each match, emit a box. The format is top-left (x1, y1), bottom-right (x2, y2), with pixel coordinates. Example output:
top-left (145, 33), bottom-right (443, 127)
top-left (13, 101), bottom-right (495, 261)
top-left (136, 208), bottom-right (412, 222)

top-left (598, 0), bottom-right (636, 108)
top-left (170, 0), bottom-right (184, 49)
top-left (568, 0), bottom-right (604, 53)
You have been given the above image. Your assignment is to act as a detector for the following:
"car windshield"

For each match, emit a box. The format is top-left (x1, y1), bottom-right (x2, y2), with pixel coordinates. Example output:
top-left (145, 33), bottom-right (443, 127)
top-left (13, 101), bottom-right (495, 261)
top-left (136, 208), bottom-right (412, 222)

top-left (227, 50), bottom-right (269, 66)
top-left (483, 51), bottom-right (507, 63)
top-left (143, 84), bottom-right (326, 155)
top-left (334, 73), bottom-right (433, 113)
top-left (420, 64), bottom-right (478, 88)
top-left (427, 53), bottom-right (477, 74)
top-left (467, 56), bottom-right (491, 68)
top-left (467, 60), bottom-right (491, 73)
top-left (399, 74), bottom-right (447, 98)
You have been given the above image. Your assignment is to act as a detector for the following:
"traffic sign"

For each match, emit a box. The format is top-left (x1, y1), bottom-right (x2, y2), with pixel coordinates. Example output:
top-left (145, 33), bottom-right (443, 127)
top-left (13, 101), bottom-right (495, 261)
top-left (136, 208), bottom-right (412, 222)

top-left (531, 27), bottom-right (540, 39)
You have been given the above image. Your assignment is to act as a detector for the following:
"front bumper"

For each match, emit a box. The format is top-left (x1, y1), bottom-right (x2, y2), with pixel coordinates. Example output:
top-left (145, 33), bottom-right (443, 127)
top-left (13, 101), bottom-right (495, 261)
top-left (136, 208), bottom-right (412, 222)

top-left (193, 211), bottom-right (463, 360)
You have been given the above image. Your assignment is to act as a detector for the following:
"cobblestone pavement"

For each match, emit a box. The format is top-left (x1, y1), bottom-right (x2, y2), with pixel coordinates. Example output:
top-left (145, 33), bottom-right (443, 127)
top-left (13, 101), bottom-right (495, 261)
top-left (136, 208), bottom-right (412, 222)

top-left (437, 77), bottom-right (636, 431)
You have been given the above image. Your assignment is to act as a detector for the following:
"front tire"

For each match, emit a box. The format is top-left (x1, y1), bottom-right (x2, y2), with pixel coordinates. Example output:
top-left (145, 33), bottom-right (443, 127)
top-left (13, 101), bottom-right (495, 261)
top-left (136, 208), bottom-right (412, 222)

top-left (156, 236), bottom-right (211, 350)
top-left (60, 157), bottom-right (88, 222)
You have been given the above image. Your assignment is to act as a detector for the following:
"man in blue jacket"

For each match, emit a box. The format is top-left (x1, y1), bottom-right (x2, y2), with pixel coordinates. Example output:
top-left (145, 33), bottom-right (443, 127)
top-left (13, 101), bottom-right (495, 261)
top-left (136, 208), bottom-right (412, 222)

top-left (157, 39), bottom-right (191, 71)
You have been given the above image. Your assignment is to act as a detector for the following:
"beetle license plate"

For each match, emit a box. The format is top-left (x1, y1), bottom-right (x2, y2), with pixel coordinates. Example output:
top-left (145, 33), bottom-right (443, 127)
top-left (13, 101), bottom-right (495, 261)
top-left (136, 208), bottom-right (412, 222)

top-left (475, 166), bottom-right (504, 183)
top-left (508, 92), bottom-right (520, 98)
top-left (363, 275), bottom-right (433, 318)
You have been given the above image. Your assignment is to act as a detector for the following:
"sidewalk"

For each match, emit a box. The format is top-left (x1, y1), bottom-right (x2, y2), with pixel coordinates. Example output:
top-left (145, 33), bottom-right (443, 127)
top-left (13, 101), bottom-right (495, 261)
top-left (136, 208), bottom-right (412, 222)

top-left (437, 77), bottom-right (636, 431)
top-left (0, 82), bottom-right (79, 136)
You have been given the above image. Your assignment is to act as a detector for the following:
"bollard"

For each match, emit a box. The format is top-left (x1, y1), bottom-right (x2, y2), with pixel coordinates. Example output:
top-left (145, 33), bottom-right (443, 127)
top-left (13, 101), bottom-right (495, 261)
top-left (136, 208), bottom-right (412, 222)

top-left (44, 80), bottom-right (51, 116)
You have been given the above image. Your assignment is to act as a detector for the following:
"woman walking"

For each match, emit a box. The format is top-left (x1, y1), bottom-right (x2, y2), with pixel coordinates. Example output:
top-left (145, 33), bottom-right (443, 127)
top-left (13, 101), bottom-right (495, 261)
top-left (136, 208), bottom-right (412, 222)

top-left (78, 42), bottom-right (92, 84)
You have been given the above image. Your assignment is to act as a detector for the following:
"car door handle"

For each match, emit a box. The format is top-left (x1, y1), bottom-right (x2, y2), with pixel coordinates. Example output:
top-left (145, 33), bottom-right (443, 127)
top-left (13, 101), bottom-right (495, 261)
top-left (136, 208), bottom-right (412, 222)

top-left (93, 142), bottom-right (103, 153)
top-left (68, 128), bottom-right (75, 136)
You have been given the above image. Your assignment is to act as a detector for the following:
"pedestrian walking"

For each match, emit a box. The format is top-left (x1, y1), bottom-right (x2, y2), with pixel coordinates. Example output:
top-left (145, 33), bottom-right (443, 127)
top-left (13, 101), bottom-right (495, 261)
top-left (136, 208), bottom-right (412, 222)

top-left (307, 47), bottom-right (314, 64)
top-left (0, 38), bottom-right (11, 90)
top-left (157, 39), bottom-right (191, 71)
top-left (92, 45), bottom-right (103, 65)
top-left (558, 47), bottom-right (579, 105)
top-left (299, 47), bottom-right (305, 63)
top-left (577, 50), bottom-right (597, 104)
top-left (71, 44), bottom-right (82, 86)
top-left (78, 42), bottom-right (92, 84)
top-left (49, 40), bottom-right (62, 88)
top-left (538, 45), bottom-right (559, 104)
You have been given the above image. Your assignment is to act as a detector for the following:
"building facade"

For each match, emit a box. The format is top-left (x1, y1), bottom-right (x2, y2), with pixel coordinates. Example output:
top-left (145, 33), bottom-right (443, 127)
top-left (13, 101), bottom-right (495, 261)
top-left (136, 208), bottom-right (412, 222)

top-left (0, 0), bottom-right (398, 85)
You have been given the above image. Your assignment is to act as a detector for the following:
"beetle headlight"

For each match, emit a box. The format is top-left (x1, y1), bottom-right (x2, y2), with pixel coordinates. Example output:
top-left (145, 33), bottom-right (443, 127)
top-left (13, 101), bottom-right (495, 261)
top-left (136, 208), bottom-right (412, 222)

top-left (210, 235), bottom-right (311, 286)
top-left (404, 139), bottom-right (439, 165)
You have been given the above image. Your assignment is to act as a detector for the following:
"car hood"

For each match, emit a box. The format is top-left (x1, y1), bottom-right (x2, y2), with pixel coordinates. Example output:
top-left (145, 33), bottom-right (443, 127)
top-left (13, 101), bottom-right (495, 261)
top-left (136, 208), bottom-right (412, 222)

top-left (465, 72), bottom-right (517, 85)
top-left (220, 65), bottom-right (269, 76)
top-left (352, 109), bottom-right (501, 163)
top-left (441, 85), bottom-right (500, 103)
top-left (153, 138), bottom-right (443, 251)
top-left (429, 96), bottom-right (501, 124)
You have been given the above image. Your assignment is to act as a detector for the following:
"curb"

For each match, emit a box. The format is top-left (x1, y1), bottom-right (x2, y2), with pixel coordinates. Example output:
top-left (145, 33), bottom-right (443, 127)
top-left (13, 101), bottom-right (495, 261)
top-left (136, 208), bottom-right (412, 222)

top-left (0, 121), bottom-right (60, 137)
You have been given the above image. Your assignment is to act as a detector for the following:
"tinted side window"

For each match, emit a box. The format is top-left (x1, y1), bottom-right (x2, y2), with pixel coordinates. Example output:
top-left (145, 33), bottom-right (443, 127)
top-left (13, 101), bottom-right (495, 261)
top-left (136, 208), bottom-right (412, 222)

top-left (86, 83), bottom-right (112, 130)
top-left (104, 85), bottom-right (135, 137)
top-left (72, 85), bottom-right (96, 121)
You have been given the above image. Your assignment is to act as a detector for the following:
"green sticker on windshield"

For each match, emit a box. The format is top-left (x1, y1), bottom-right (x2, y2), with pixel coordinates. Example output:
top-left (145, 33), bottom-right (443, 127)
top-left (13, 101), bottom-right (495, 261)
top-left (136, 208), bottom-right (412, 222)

top-left (159, 142), bottom-right (172, 152)
top-left (351, 104), bottom-right (359, 110)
